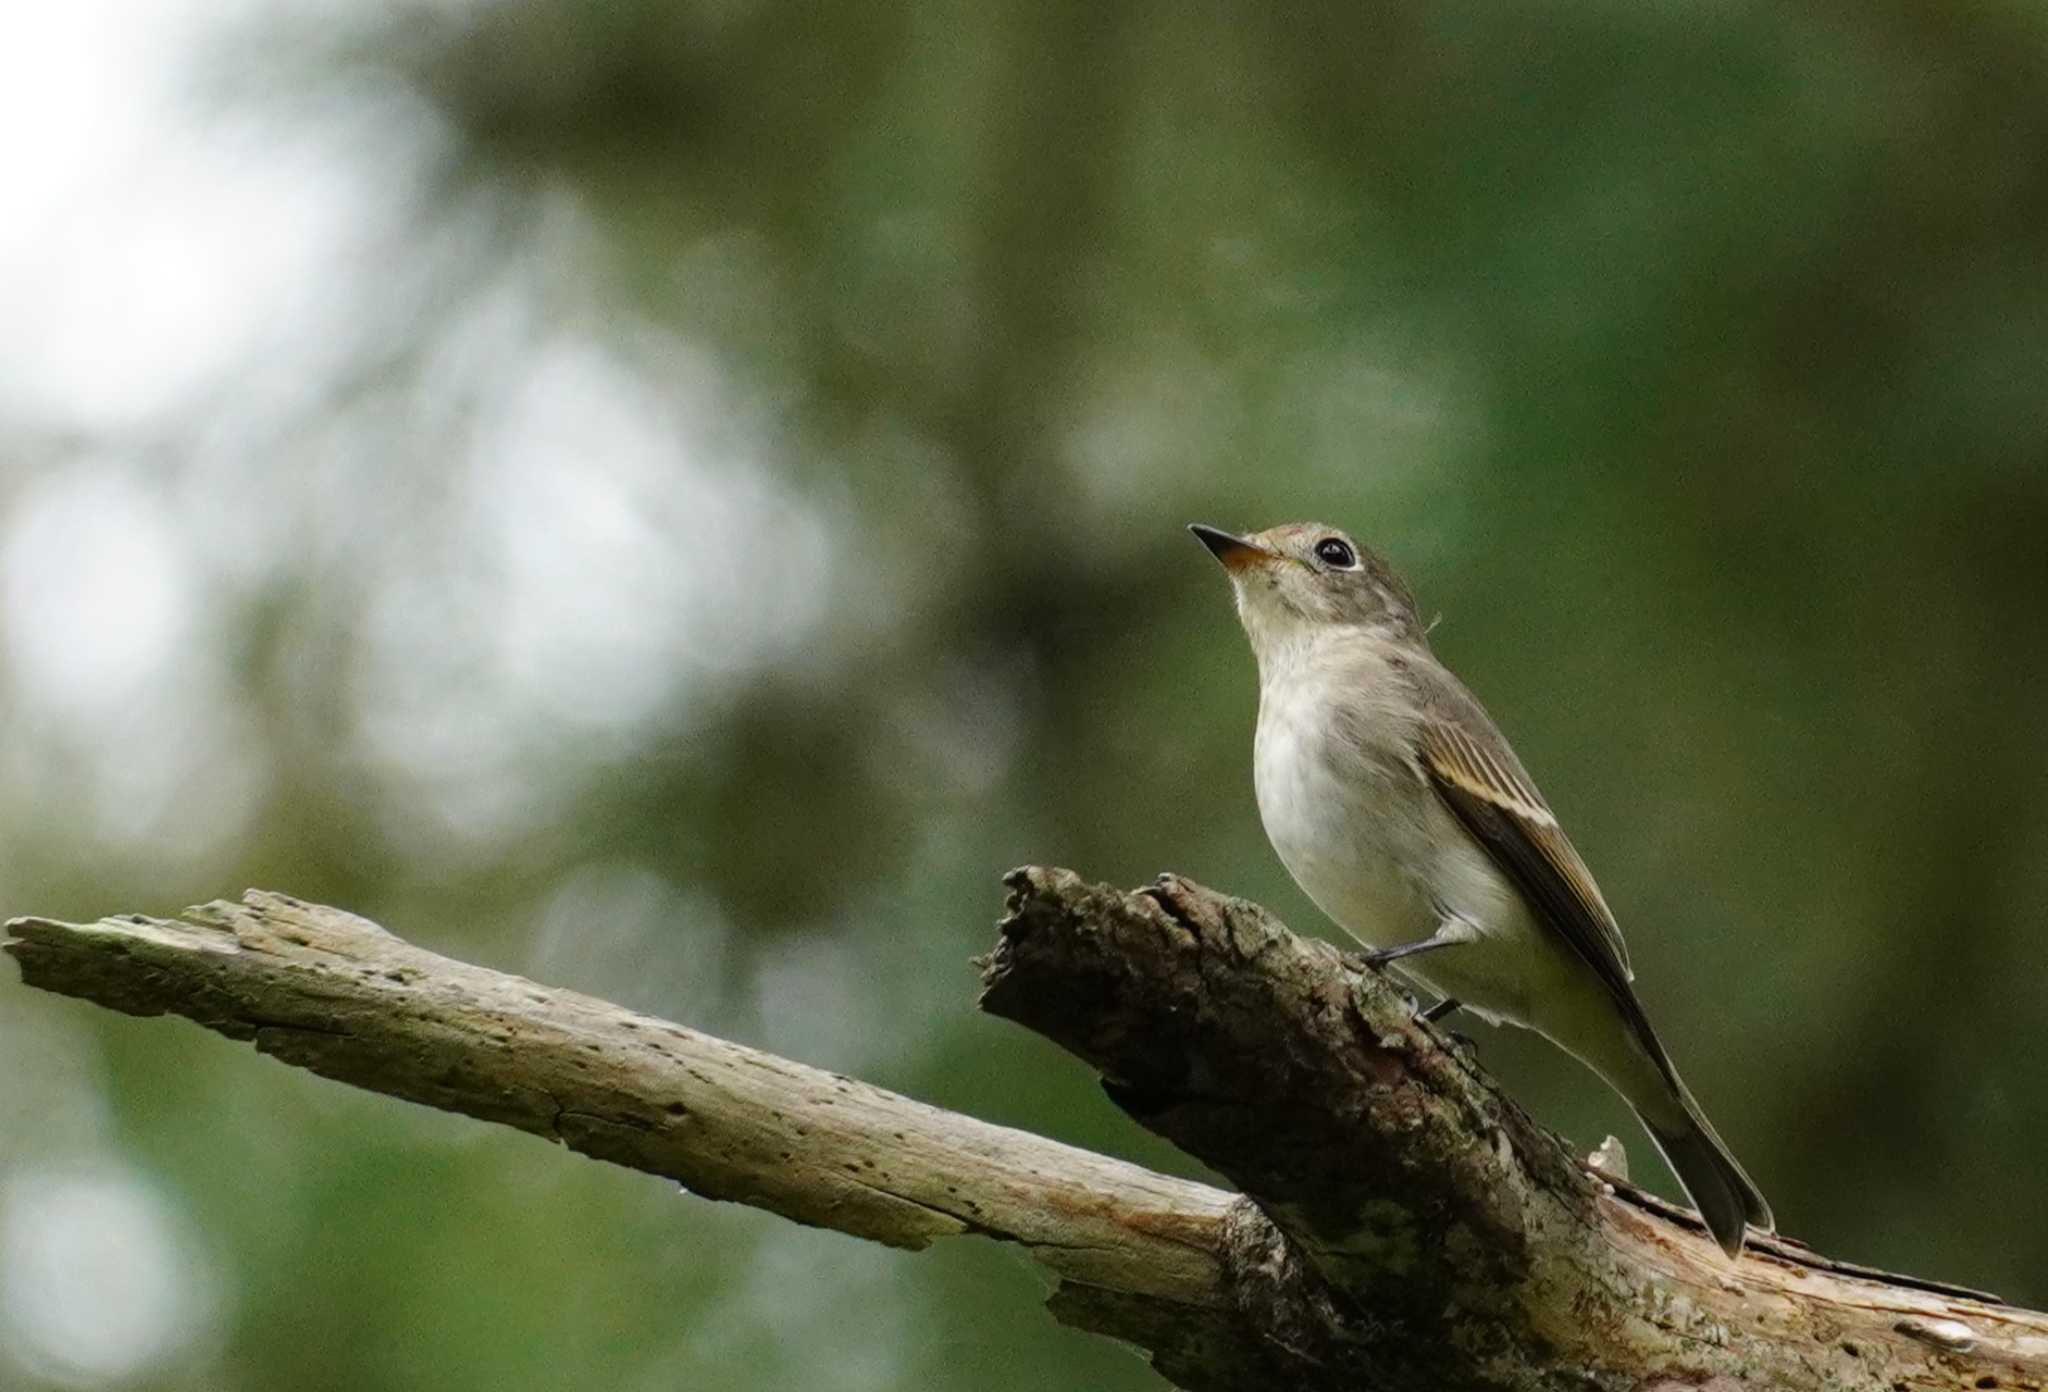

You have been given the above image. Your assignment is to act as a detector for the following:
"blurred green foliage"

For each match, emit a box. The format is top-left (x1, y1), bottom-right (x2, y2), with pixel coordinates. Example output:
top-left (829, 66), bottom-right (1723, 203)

top-left (6, 0), bottom-right (2048, 1388)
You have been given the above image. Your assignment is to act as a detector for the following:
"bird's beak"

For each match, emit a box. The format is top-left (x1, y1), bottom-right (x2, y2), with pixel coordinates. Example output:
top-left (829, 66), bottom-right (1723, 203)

top-left (1188, 523), bottom-right (1273, 573)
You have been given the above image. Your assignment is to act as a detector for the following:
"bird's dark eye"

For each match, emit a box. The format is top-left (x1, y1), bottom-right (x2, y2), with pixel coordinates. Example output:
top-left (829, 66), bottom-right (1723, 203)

top-left (1313, 537), bottom-right (1355, 568)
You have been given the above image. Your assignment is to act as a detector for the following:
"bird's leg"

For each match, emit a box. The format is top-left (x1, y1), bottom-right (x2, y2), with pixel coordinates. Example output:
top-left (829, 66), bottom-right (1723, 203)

top-left (1418, 996), bottom-right (1463, 1024)
top-left (1361, 922), bottom-right (1468, 969)
top-left (1361, 912), bottom-right (1475, 1030)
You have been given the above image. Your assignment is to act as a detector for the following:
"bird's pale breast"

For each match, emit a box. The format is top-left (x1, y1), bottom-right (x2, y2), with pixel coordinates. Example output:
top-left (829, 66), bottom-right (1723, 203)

top-left (1250, 636), bottom-right (1569, 1028)
top-left (1252, 642), bottom-right (1445, 938)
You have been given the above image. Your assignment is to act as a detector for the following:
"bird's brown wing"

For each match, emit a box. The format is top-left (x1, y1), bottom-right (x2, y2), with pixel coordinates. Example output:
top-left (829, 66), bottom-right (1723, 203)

top-left (1412, 666), bottom-right (1770, 1244)
top-left (1407, 665), bottom-right (1652, 1040)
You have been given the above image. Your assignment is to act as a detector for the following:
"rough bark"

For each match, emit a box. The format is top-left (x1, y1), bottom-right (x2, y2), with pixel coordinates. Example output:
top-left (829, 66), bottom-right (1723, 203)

top-left (6, 872), bottom-right (2042, 1391)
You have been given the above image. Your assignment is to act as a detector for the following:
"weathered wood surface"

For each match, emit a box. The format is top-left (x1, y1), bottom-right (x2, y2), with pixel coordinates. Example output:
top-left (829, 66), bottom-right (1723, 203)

top-left (7, 872), bottom-right (2039, 1391)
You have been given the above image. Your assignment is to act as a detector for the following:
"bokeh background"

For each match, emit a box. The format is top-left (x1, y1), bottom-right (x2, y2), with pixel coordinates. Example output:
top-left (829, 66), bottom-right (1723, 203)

top-left (6, 0), bottom-right (2048, 1387)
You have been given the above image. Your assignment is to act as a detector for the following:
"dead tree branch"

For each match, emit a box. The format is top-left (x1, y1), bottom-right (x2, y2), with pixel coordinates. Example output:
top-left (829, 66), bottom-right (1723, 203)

top-left (6, 872), bottom-right (2040, 1390)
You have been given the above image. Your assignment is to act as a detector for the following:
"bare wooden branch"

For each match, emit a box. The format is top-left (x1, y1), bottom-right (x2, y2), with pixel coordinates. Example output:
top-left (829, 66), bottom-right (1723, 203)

top-left (7, 872), bottom-right (2044, 1391)
top-left (2, 890), bottom-right (1254, 1382)
top-left (986, 868), bottom-right (2048, 1390)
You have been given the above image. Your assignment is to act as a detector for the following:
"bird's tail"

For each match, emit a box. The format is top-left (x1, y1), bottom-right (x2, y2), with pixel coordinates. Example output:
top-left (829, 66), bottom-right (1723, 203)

top-left (1635, 1084), bottom-right (1774, 1259)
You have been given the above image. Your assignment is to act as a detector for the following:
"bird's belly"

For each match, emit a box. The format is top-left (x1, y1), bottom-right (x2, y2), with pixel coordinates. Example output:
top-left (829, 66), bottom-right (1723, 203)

top-left (1254, 703), bottom-right (1439, 948)
top-left (1254, 702), bottom-right (1564, 1028)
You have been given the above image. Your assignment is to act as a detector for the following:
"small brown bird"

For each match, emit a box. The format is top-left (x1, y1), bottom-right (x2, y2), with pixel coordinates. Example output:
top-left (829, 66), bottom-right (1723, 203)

top-left (1191, 520), bottom-right (1772, 1257)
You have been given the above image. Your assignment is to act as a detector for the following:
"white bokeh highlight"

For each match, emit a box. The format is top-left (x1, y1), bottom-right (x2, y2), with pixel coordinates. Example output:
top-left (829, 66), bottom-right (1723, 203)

top-left (0, 1165), bottom-right (224, 1388)
top-left (0, 0), bottom-right (369, 430)
top-left (2, 469), bottom-right (196, 717)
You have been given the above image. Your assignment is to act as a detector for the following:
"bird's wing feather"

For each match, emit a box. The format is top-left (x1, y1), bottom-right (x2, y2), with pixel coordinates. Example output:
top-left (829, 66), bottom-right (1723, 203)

top-left (1408, 666), bottom-right (1637, 1002)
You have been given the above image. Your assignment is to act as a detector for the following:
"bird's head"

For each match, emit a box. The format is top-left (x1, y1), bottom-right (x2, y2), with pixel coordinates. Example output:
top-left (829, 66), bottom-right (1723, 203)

top-left (1188, 521), bottom-right (1424, 661)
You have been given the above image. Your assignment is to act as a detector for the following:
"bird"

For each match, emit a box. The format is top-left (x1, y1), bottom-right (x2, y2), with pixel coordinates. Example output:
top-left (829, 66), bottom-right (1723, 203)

top-left (1189, 520), bottom-right (1772, 1257)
